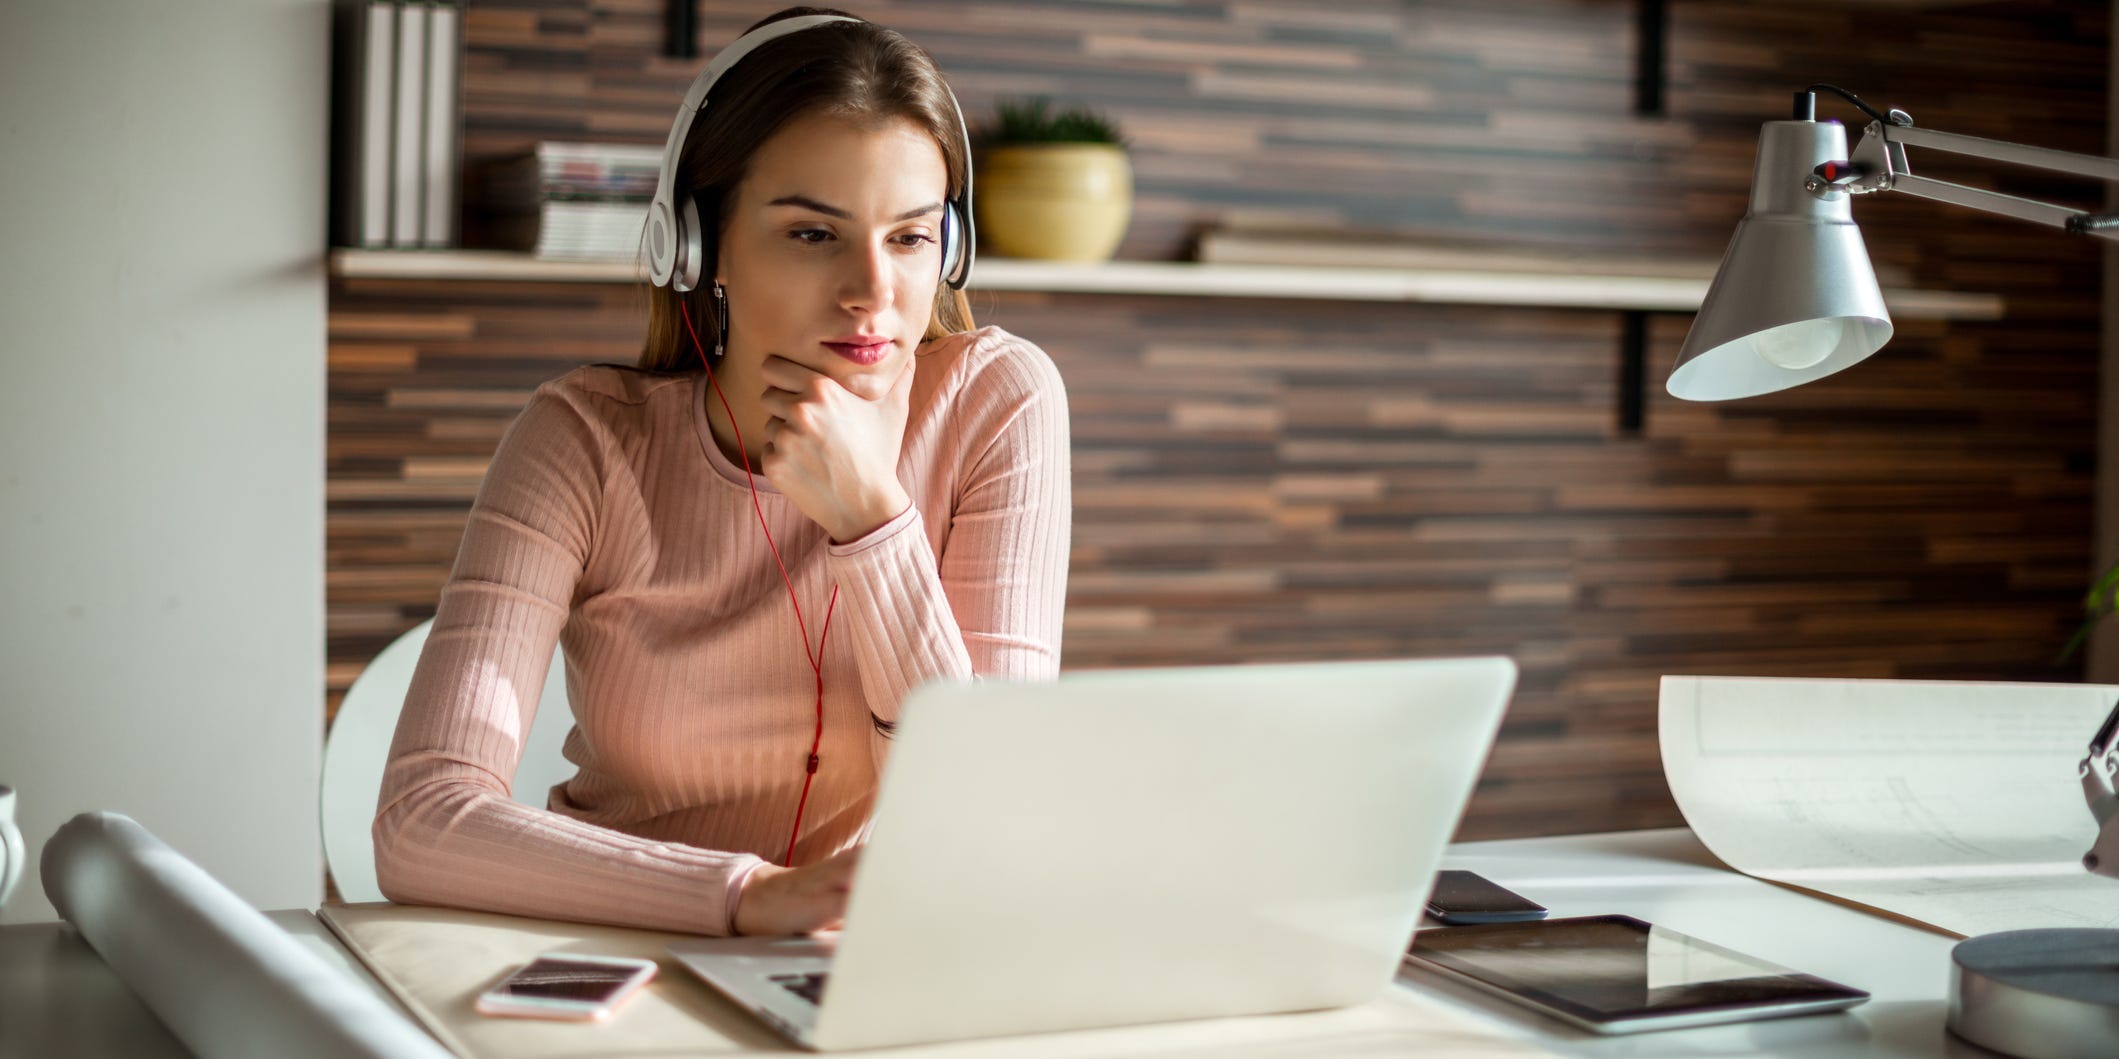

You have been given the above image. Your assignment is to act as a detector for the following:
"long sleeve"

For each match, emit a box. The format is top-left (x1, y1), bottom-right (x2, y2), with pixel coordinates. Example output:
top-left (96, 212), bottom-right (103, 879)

top-left (370, 382), bottom-right (764, 936)
top-left (829, 335), bottom-right (1073, 763)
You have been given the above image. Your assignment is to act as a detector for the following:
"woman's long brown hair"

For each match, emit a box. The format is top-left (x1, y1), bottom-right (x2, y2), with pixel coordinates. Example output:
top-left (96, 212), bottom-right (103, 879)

top-left (635, 7), bottom-right (975, 373)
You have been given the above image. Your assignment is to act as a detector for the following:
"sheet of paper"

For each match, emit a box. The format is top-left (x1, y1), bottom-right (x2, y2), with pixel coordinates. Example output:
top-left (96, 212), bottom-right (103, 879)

top-left (1659, 675), bottom-right (2119, 937)
top-left (318, 902), bottom-right (1553, 1058)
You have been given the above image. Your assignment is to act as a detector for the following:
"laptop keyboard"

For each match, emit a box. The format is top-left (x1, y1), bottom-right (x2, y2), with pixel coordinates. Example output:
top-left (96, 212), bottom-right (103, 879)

top-left (770, 971), bottom-right (828, 1005)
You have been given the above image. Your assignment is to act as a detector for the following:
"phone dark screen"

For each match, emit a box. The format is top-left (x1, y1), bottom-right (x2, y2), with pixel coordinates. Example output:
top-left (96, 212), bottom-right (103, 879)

top-left (494, 958), bottom-right (644, 1002)
top-left (1428, 870), bottom-right (1547, 916)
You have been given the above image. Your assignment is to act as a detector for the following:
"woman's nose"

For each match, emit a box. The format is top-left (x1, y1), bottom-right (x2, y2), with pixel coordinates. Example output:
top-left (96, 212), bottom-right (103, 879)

top-left (838, 240), bottom-right (893, 313)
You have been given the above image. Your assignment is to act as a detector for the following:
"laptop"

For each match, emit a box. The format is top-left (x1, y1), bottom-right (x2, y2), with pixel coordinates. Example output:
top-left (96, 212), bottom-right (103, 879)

top-left (667, 655), bottom-right (1516, 1051)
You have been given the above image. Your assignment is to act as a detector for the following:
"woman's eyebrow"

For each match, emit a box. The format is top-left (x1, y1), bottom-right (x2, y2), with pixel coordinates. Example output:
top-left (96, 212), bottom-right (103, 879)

top-left (765, 194), bottom-right (943, 222)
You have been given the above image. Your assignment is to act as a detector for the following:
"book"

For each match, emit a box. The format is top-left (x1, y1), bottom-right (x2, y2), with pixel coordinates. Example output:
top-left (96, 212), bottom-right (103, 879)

top-left (420, 2), bottom-right (462, 247)
top-left (329, 0), bottom-right (397, 248)
top-left (484, 142), bottom-right (665, 206)
top-left (391, 1), bottom-right (429, 247)
top-left (491, 201), bottom-right (652, 262)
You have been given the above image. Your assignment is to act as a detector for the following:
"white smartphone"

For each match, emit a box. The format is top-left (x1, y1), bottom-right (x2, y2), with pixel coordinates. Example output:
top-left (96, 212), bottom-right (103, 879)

top-left (473, 952), bottom-right (659, 1022)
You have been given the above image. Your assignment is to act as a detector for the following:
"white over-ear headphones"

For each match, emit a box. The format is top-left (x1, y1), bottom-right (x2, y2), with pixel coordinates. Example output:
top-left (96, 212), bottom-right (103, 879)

top-left (644, 13), bottom-right (975, 294)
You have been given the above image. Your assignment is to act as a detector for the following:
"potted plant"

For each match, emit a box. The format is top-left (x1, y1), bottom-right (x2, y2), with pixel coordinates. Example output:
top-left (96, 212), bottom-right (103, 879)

top-left (975, 97), bottom-right (1132, 262)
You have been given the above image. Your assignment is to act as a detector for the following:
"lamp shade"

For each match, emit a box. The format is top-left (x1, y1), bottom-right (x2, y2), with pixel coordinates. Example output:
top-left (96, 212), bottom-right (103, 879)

top-left (1667, 120), bottom-right (1893, 401)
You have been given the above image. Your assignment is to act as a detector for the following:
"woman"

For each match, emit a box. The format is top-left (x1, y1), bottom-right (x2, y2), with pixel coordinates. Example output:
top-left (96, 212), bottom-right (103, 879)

top-left (372, 7), bottom-right (1071, 938)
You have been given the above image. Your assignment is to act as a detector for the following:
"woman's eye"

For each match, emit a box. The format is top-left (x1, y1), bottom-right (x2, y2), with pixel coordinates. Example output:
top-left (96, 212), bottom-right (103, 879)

top-left (790, 228), bottom-right (832, 244)
top-left (895, 232), bottom-right (936, 249)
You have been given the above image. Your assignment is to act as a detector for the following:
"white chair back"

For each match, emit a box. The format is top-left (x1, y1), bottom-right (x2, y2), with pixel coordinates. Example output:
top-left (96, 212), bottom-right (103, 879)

top-left (319, 619), bottom-right (574, 902)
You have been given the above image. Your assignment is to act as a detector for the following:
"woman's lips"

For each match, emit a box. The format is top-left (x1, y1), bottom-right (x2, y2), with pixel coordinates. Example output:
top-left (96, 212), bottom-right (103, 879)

top-left (823, 341), bottom-right (891, 366)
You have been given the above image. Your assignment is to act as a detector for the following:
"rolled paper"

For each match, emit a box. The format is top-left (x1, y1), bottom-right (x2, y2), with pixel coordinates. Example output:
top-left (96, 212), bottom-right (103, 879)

top-left (40, 811), bottom-right (452, 1059)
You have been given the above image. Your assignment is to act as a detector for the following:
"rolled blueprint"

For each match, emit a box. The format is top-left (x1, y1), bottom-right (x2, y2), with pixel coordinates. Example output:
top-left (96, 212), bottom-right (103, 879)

top-left (40, 811), bottom-right (453, 1059)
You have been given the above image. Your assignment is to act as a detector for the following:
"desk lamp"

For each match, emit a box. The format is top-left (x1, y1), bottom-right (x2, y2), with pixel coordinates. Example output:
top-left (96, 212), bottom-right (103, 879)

top-left (1667, 84), bottom-right (2119, 1059)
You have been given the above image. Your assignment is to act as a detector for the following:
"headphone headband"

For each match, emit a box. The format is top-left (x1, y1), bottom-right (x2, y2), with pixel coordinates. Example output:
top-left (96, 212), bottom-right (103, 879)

top-left (645, 14), bottom-right (975, 293)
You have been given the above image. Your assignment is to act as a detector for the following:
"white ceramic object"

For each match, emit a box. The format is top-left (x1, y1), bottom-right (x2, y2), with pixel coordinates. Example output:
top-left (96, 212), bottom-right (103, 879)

top-left (0, 785), bottom-right (23, 911)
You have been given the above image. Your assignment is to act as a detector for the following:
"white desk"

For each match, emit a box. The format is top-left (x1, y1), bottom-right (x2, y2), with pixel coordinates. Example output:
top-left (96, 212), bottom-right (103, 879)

top-left (0, 828), bottom-right (1992, 1058)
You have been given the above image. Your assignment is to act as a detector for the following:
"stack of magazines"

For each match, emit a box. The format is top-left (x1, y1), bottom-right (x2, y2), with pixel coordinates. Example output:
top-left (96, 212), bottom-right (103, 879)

top-left (485, 142), bottom-right (663, 261)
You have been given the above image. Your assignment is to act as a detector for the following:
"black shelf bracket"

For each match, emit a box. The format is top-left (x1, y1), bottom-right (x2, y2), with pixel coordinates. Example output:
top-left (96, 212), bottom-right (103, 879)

top-left (665, 0), bottom-right (698, 59)
top-left (1618, 311), bottom-right (1649, 436)
top-left (1636, 0), bottom-right (1668, 116)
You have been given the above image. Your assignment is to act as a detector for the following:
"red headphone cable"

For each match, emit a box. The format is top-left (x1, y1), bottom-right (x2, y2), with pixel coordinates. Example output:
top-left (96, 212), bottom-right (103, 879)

top-left (681, 299), bottom-right (837, 869)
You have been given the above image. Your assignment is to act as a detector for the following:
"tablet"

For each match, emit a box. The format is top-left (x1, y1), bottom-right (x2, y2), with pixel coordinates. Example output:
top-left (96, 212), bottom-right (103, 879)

top-left (1404, 914), bottom-right (1869, 1034)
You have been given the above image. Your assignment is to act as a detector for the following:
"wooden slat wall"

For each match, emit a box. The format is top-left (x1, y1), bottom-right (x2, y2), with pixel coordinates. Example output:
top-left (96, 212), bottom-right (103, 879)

top-left (329, 0), bottom-right (2106, 840)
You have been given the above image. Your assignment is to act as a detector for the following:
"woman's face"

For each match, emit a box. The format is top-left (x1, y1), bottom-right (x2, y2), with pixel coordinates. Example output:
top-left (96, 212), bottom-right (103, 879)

top-left (714, 110), bottom-right (949, 391)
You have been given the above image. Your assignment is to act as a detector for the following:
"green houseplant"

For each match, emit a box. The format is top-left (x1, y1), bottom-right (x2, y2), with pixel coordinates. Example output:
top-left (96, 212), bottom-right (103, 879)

top-left (2063, 560), bottom-right (2119, 664)
top-left (975, 97), bottom-right (1132, 262)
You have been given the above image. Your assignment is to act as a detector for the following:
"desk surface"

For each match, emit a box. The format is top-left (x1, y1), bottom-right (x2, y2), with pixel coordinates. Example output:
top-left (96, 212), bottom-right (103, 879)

top-left (0, 828), bottom-right (1991, 1058)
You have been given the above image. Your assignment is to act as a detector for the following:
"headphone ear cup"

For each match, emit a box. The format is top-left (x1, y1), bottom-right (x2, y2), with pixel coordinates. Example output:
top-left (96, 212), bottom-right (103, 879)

top-left (672, 193), bottom-right (704, 292)
top-left (939, 203), bottom-right (965, 287)
top-left (648, 198), bottom-right (675, 286)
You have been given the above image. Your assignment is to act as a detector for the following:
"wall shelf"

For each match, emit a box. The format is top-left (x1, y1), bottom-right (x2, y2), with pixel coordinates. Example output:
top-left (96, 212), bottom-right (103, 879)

top-left (328, 248), bottom-right (2004, 320)
top-left (330, 247), bottom-right (2004, 436)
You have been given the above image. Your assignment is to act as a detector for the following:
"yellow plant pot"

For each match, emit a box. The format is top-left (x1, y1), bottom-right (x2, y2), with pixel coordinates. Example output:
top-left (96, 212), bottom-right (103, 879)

top-left (975, 143), bottom-right (1132, 262)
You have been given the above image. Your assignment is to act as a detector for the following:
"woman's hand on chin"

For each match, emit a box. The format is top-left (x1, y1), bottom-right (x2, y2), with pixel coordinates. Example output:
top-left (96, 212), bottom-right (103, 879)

top-left (756, 353), bottom-right (915, 542)
top-left (734, 845), bottom-right (863, 936)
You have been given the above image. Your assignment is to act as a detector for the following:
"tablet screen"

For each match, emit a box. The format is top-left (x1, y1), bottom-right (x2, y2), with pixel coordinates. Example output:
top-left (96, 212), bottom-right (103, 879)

top-left (1406, 914), bottom-right (1868, 1028)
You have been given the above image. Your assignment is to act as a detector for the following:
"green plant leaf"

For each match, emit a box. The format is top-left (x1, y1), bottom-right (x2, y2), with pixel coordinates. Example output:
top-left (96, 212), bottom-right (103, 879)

top-left (2062, 558), bottom-right (2119, 666)
top-left (2089, 561), bottom-right (2119, 614)
top-left (987, 95), bottom-right (1125, 146)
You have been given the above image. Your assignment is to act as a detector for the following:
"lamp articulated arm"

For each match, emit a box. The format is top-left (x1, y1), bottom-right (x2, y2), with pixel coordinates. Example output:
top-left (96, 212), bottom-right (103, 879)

top-left (1799, 87), bottom-right (2119, 238)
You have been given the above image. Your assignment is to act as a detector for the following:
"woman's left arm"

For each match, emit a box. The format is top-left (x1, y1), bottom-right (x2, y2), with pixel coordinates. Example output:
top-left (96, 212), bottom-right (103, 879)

top-left (824, 337), bottom-right (1072, 756)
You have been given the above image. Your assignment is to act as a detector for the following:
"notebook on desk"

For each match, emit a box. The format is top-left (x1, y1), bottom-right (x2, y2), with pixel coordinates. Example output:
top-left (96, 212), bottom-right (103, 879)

top-left (667, 655), bottom-right (1518, 1052)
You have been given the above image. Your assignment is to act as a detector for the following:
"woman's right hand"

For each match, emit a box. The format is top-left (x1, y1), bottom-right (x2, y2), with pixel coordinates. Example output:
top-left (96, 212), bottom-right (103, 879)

top-left (734, 845), bottom-right (862, 936)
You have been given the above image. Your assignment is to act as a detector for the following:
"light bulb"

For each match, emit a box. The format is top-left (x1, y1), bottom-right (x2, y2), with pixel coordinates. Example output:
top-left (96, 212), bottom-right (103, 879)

top-left (1750, 318), bottom-right (1842, 370)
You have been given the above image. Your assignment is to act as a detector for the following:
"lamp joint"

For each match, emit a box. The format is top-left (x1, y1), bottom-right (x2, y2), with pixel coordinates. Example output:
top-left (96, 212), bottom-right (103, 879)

top-left (2066, 212), bottom-right (2119, 235)
top-left (1806, 160), bottom-right (1869, 197)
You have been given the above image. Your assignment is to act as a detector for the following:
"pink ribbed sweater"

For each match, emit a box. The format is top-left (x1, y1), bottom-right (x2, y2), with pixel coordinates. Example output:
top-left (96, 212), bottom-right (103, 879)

top-left (372, 325), bottom-right (1071, 936)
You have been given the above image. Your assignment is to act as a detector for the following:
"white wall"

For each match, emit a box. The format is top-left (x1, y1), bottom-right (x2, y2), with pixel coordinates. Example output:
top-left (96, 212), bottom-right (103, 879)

top-left (0, 0), bottom-right (328, 922)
